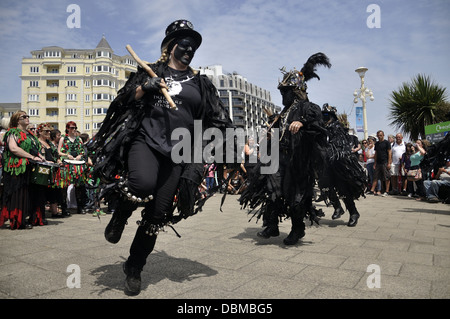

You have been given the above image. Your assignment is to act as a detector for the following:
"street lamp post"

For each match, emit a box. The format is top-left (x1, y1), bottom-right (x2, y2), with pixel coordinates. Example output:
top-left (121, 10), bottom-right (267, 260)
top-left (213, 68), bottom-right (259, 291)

top-left (353, 67), bottom-right (374, 140)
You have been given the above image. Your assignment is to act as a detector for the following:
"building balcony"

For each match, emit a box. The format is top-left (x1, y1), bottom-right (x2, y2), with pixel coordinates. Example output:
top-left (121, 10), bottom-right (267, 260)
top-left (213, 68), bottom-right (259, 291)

top-left (233, 119), bottom-right (246, 126)
top-left (43, 61), bottom-right (62, 66)
top-left (230, 91), bottom-right (246, 98)
top-left (233, 109), bottom-right (246, 117)
top-left (232, 101), bottom-right (245, 107)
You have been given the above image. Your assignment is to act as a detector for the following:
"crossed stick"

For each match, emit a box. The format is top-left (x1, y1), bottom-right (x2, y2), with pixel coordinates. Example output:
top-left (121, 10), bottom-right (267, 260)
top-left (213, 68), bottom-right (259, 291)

top-left (126, 44), bottom-right (176, 109)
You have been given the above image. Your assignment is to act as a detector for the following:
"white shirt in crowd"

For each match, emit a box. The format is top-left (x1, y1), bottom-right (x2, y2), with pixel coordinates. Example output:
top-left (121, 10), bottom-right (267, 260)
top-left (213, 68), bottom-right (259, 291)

top-left (391, 141), bottom-right (406, 165)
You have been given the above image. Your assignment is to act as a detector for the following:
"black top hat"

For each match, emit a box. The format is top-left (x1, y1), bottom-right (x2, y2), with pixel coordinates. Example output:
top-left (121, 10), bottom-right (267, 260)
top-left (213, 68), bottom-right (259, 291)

top-left (161, 19), bottom-right (202, 52)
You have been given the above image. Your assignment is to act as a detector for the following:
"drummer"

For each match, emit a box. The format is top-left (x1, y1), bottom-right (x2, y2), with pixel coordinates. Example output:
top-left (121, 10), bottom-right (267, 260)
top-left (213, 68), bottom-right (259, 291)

top-left (0, 111), bottom-right (44, 229)
top-left (58, 121), bottom-right (87, 214)
top-left (34, 123), bottom-right (61, 220)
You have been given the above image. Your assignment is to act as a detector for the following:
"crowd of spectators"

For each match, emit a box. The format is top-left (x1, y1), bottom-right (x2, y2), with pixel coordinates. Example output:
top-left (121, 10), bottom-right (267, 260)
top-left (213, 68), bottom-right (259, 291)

top-left (359, 130), bottom-right (449, 203)
top-left (1, 111), bottom-right (448, 231)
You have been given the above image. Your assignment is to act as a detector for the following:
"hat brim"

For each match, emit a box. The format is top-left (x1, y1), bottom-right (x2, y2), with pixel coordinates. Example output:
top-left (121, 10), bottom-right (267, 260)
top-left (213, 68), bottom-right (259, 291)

top-left (161, 29), bottom-right (202, 52)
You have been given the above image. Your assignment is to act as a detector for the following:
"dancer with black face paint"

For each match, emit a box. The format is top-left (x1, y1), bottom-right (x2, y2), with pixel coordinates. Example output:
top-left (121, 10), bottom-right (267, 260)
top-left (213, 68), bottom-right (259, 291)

top-left (240, 53), bottom-right (330, 245)
top-left (88, 20), bottom-right (233, 296)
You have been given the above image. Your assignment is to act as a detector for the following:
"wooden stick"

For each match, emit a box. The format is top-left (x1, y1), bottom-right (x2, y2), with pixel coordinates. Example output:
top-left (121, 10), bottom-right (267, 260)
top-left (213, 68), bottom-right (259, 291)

top-left (126, 44), bottom-right (176, 109)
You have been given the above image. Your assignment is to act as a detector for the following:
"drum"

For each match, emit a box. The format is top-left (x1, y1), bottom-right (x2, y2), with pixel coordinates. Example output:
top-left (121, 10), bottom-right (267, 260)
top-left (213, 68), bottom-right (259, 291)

top-left (63, 159), bottom-right (86, 185)
top-left (30, 161), bottom-right (59, 186)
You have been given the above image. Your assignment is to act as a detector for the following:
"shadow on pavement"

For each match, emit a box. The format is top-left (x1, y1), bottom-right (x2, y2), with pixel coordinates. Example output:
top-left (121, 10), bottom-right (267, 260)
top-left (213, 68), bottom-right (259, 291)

top-left (90, 251), bottom-right (218, 296)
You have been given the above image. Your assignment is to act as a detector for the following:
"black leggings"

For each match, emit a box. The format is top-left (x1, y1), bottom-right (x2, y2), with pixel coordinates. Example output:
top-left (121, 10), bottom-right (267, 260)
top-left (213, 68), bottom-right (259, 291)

top-left (126, 135), bottom-right (183, 269)
top-left (127, 136), bottom-right (182, 218)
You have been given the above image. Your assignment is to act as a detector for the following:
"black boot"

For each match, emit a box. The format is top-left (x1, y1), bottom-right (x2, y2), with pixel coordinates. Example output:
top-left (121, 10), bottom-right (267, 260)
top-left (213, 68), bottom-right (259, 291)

top-left (61, 210), bottom-right (71, 217)
top-left (257, 225), bottom-right (280, 238)
top-left (347, 212), bottom-right (360, 227)
top-left (104, 195), bottom-right (138, 243)
top-left (104, 210), bottom-right (133, 243)
top-left (283, 226), bottom-right (305, 245)
top-left (331, 206), bottom-right (344, 220)
top-left (283, 215), bottom-right (305, 245)
top-left (343, 198), bottom-right (359, 227)
top-left (258, 202), bottom-right (280, 238)
top-left (123, 260), bottom-right (142, 296)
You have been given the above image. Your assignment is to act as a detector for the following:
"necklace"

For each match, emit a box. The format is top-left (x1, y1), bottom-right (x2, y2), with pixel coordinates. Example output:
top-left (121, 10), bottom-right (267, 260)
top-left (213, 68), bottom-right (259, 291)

top-left (165, 67), bottom-right (194, 96)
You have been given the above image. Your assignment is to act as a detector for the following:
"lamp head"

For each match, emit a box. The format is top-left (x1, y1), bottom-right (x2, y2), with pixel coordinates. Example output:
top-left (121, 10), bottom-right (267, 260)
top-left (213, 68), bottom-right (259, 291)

top-left (355, 67), bottom-right (368, 78)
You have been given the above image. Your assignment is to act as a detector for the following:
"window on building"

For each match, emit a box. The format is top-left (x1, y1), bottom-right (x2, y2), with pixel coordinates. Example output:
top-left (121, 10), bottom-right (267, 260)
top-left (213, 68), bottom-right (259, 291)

top-left (30, 66), bottom-right (39, 73)
top-left (93, 65), bottom-right (115, 73)
top-left (125, 58), bottom-right (136, 66)
top-left (67, 66), bottom-right (76, 73)
top-left (66, 108), bottom-right (77, 115)
top-left (93, 108), bottom-right (108, 115)
top-left (93, 122), bottom-right (102, 129)
top-left (67, 80), bottom-right (76, 87)
top-left (28, 94), bottom-right (39, 101)
top-left (97, 51), bottom-right (112, 58)
top-left (93, 93), bottom-right (114, 101)
top-left (66, 94), bottom-right (77, 101)
top-left (30, 81), bottom-right (39, 87)
top-left (29, 109), bottom-right (39, 116)
top-left (44, 51), bottom-right (61, 58)
top-left (93, 79), bottom-right (115, 87)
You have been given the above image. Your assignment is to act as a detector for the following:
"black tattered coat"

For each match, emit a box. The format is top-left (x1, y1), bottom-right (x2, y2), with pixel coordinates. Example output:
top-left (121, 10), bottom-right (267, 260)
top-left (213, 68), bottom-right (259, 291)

top-left (88, 62), bottom-right (234, 222)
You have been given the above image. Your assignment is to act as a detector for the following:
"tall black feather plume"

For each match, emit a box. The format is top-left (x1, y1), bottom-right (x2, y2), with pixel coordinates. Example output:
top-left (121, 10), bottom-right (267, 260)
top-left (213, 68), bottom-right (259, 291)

top-left (300, 52), bottom-right (331, 82)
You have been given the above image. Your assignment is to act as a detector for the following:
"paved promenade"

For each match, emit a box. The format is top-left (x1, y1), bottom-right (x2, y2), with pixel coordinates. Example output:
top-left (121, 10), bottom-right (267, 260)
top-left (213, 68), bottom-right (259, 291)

top-left (0, 193), bottom-right (449, 300)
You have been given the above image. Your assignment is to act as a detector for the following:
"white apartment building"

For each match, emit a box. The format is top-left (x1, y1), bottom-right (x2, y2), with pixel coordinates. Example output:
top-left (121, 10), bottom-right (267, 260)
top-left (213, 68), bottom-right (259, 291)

top-left (20, 36), bottom-right (137, 136)
top-left (199, 65), bottom-right (281, 135)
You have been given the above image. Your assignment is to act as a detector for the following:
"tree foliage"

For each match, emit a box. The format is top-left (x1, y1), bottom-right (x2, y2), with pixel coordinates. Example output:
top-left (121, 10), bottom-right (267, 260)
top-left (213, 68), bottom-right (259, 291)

top-left (389, 74), bottom-right (448, 140)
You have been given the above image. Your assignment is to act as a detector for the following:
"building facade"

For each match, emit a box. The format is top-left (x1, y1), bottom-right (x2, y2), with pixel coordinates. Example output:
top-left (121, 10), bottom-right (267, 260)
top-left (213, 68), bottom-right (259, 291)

top-left (19, 38), bottom-right (280, 137)
top-left (0, 103), bottom-right (21, 124)
top-left (20, 36), bottom-right (137, 136)
top-left (199, 65), bottom-right (280, 136)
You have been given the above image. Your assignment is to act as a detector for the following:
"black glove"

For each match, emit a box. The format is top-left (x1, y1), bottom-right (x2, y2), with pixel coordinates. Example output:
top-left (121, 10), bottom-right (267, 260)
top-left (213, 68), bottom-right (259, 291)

top-left (141, 77), bottom-right (163, 92)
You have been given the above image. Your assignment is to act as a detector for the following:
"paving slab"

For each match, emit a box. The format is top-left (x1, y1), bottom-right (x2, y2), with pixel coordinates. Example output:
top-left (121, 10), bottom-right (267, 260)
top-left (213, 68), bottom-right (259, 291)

top-left (0, 193), bottom-right (449, 302)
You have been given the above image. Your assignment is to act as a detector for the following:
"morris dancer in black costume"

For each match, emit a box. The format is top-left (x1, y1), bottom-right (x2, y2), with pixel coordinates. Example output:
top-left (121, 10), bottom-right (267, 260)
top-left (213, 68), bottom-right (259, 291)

top-left (240, 53), bottom-right (330, 245)
top-left (88, 20), bottom-right (233, 296)
top-left (318, 104), bottom-right (367, 227)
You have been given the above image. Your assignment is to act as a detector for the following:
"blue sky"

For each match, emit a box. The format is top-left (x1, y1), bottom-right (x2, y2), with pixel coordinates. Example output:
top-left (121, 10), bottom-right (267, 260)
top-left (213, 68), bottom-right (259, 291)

top-left (1, 0), bottom-right (449, 140)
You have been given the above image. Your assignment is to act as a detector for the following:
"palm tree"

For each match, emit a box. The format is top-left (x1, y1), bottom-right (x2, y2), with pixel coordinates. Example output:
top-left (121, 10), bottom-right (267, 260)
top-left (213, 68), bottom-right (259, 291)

top-left (389, 74), bottom-right (448, 140)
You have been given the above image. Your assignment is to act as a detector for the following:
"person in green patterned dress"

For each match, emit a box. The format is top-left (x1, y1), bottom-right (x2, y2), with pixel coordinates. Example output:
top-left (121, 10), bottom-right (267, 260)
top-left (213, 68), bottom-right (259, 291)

top-left (58, 121), bottom-right (87, 214)
top-left (0, 111), bottom-right (44, 229)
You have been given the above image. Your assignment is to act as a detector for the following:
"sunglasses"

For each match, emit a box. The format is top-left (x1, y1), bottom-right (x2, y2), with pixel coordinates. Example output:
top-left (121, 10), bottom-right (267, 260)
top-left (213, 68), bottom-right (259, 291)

top-left (69, 127), bottom-right (77, 129)
top-left (20, 115), bottom-right (30, 119)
